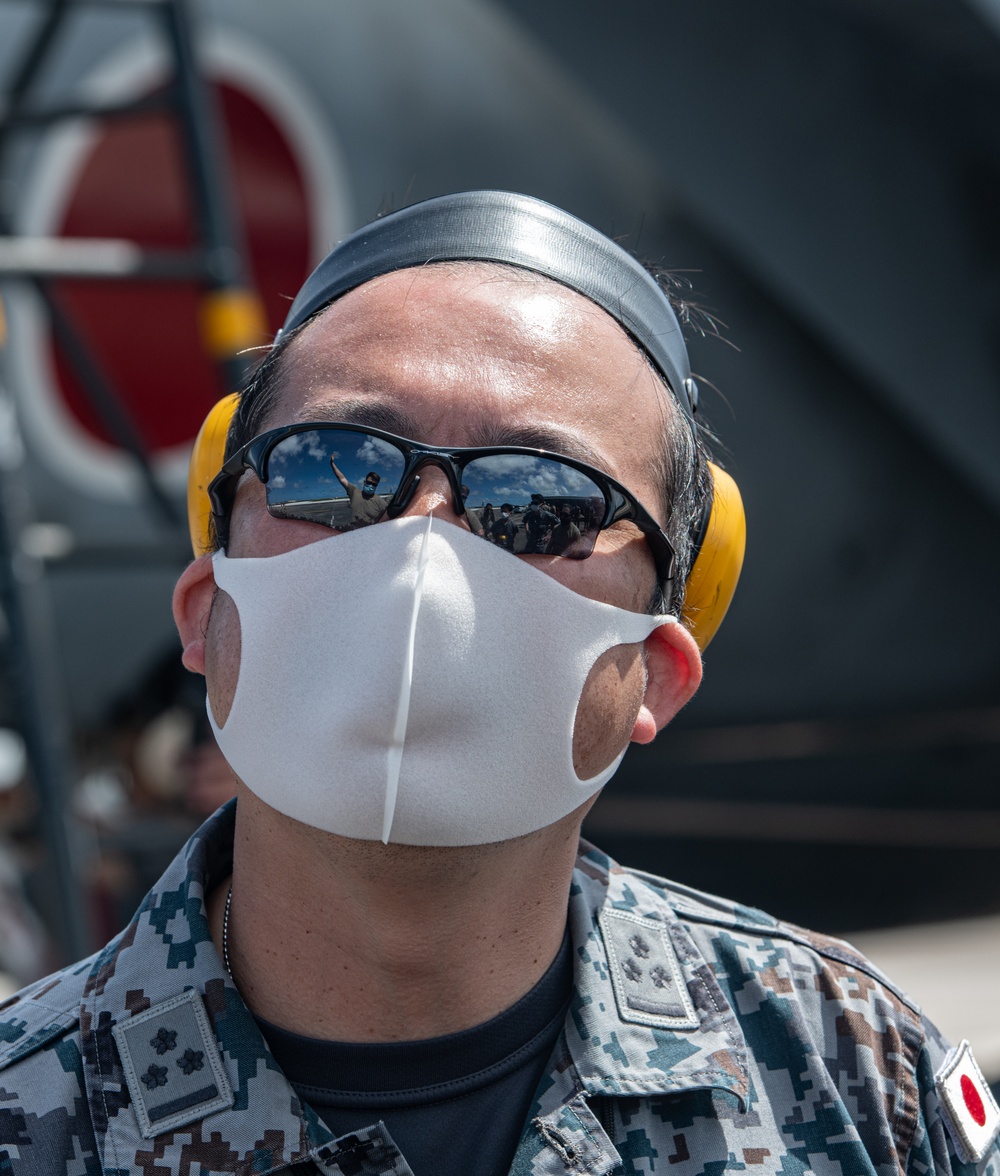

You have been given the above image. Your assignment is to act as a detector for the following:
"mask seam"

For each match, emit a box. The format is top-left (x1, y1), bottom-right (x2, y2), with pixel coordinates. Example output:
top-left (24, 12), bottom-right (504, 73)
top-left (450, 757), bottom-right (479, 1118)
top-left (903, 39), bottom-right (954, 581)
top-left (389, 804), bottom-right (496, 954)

top-left (382, 512), bottom-right (434, 842)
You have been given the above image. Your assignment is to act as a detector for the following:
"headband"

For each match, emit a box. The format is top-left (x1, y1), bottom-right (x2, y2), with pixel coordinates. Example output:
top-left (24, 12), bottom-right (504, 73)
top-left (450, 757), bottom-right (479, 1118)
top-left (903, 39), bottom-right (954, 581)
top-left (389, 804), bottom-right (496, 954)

top-left (279, 191), bottom-right (698, 419)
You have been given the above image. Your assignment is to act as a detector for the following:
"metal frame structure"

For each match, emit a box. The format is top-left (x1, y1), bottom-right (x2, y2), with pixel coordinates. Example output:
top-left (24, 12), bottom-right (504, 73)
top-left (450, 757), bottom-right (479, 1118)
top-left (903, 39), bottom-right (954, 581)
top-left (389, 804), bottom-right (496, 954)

top-left (0, 0), bottom-right (262, 961)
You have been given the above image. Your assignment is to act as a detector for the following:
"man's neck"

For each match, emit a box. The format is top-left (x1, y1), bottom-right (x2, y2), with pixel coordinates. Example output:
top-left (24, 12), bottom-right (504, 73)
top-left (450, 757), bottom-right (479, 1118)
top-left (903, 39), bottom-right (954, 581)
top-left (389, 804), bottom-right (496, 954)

top-left (208, 789), bottom-right (585, 1043)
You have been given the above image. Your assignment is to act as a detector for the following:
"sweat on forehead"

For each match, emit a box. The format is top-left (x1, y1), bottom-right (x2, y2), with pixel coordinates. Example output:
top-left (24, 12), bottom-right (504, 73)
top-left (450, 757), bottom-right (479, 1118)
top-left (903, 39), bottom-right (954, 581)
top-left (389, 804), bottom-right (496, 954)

top-left (271, 262), bottom-right (662, 421)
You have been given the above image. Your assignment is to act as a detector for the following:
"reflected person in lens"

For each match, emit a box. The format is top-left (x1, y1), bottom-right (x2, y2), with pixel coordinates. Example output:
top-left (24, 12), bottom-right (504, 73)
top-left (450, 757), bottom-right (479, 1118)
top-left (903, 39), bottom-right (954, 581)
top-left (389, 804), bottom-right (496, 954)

top-left (328, 456), bottom-right (388, 527)
top-left (546, 505), bottom-right (582, 556)
top-left (460, 484), bottom-right (485, 537)
top-left (491, 503), bottom-right (519, 551)
top-left (522, 493), bottom-right (557, 553)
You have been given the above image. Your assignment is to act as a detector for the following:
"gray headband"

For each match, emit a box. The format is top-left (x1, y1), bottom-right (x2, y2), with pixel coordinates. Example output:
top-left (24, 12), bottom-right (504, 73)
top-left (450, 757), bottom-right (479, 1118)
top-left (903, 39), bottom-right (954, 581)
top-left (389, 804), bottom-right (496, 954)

top-left (281, 190), bottom-right (698, 418)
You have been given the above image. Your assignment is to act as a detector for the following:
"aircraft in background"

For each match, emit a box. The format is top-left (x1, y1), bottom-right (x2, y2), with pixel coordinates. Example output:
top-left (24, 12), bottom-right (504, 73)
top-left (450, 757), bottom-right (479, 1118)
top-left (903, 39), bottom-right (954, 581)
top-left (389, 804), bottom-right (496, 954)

top-left (0, 0), bottom-right (997, 1018)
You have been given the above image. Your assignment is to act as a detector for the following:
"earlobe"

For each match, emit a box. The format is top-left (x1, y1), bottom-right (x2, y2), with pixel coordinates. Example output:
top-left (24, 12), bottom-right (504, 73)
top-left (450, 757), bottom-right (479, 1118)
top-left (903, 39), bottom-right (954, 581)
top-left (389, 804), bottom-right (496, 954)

top-left (630, 619), bottom-right (703, 744)
top-left (172, 554), bottom-right (217, 675)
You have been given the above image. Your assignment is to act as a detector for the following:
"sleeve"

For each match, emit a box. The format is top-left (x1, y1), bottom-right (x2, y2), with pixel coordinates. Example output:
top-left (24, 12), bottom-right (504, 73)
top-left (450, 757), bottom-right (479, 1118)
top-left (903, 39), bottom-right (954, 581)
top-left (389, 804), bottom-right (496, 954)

top-left (905, 1014), bottom-right (1000, 1176)
top-left (775, 924), bottom-right (999, 1176)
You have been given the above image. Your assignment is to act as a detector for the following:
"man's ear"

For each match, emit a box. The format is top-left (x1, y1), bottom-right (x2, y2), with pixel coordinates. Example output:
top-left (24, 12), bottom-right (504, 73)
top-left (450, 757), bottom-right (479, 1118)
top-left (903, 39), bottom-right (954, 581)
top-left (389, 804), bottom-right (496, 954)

top-left (630, 620), bottom-right (702, 745)
top-left (172, 554), bottom-right (217, 675)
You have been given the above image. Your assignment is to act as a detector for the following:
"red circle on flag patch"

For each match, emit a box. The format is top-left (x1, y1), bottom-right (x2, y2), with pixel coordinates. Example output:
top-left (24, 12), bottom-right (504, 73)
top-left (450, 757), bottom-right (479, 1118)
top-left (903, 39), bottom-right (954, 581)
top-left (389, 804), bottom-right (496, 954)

top-left (961, 1073), bottom-right (987, 1127)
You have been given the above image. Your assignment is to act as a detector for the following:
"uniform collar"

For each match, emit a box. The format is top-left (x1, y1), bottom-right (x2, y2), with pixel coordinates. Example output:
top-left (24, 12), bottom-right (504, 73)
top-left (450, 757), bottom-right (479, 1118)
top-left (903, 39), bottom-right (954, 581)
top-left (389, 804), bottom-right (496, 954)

top-left (563, 842), bottom-right (749, 1108)
top-left (82, 802), bottom-right (336, 1176)
top-left (81, 808), bottom-right (747, 1176)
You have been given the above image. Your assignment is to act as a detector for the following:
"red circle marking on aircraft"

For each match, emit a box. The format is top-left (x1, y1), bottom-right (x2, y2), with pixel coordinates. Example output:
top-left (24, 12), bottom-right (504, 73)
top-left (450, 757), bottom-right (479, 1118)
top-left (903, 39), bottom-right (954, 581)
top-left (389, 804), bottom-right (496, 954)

top-left (49, 82), bottom-right (311, 452)
top-left (960, 1073), bottom-right (987, 1128)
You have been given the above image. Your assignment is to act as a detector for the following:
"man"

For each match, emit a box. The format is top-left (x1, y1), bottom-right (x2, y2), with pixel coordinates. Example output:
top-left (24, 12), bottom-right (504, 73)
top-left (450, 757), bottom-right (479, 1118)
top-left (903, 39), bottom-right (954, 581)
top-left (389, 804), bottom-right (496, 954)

top-left (491, 502), bottom-right (519, 552)
top-left (328, 458), bottom-right (388, 527)
top-left (0, 192), bottom-right (996, 1176)
top-left (461, 483), bottom-right (485, 537)
top-left (522, 494), bottom-right (557, 553)
top-left (546, 505), bottom-right (582, 557)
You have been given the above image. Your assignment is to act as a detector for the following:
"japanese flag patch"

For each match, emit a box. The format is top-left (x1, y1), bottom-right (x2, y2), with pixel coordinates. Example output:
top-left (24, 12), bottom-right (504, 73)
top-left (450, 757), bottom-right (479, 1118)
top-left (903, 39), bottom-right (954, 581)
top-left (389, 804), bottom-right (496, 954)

top-left (934, 1039), bottom-right (1000, 1164)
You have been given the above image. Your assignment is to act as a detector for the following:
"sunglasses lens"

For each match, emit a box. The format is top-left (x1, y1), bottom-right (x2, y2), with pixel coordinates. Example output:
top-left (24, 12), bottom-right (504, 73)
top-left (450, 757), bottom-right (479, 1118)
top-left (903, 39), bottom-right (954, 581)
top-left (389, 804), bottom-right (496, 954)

top-left (462, 455), bottom-right (605, 558)
top-left (262, 431), bottom-right (608, 558)
top-left (265, 429), bottom-right (405, 529)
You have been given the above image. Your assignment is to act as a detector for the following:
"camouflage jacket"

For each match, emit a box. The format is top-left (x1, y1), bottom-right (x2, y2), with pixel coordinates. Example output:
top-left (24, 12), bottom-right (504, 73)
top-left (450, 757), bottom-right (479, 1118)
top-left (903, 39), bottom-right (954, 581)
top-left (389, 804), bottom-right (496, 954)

top-left (0, 802), bottom-right (996, 1176)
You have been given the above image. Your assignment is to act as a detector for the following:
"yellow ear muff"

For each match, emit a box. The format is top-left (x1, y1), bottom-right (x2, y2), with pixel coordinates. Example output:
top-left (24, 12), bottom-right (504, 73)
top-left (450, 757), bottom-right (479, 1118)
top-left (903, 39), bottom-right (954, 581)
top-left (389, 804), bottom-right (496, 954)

top-left (681, 462), bottom-right (746, 651)
top-left (187, 392), bottom-right (240, 556)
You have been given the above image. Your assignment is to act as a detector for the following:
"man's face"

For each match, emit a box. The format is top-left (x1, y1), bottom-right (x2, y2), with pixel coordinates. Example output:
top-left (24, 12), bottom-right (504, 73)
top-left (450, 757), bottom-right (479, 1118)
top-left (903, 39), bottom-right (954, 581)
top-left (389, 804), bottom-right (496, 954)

top-left (205, 264), bottom-right (691, 782)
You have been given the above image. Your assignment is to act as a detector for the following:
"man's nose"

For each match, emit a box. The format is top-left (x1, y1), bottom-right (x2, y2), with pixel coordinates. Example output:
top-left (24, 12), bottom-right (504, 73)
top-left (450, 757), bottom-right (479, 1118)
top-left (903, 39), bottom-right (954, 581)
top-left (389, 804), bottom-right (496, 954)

top-left (394, 460), bottom-right (468, 527)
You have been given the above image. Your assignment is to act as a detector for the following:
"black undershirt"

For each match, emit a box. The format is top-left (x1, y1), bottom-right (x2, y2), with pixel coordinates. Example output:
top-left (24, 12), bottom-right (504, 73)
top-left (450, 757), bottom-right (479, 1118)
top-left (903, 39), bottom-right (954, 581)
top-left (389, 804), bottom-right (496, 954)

top-left (255, 931), bottom-right (572, 1176)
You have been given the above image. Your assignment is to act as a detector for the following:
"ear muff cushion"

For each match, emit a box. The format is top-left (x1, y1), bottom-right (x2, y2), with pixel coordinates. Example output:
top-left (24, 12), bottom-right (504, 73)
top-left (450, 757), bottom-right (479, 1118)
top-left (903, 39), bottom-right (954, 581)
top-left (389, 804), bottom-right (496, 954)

top-left (187, 393), bottom-right (240, 556)
top-left (682, 462), bottom-right (746, 651)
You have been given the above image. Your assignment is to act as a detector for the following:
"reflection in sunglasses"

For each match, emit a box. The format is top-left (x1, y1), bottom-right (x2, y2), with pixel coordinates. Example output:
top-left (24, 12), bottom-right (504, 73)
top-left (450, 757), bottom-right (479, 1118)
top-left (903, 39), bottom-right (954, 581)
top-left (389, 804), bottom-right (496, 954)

top-left (262, 428), bottom-right (604, 556)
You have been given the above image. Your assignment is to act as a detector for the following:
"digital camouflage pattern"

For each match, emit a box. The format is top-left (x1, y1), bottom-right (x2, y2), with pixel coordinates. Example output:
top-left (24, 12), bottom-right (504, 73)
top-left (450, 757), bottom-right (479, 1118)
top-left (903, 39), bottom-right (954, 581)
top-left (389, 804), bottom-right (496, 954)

top-left (0, 801), bottom-right (995, 1175)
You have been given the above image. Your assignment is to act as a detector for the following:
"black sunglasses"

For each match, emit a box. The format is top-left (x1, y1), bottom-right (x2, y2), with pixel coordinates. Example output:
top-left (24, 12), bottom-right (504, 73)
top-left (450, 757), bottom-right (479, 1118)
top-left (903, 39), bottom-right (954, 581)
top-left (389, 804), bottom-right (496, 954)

top-left (208, 422), bottom-right (675, 585)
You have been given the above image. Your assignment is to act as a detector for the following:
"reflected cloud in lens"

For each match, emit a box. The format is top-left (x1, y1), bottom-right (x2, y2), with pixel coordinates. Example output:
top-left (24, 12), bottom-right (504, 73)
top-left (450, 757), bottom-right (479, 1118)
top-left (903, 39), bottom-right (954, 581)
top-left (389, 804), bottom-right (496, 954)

top-left (464, 455), bottom-right (599, 505)
top-left (356, 436), bottom-right (405, 469)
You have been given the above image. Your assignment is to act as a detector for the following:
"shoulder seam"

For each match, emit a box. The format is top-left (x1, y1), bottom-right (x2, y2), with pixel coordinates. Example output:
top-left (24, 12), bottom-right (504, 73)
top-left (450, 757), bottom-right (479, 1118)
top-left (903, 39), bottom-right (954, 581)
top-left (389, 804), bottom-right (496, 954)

top-left (675, 906), bottom-right (919, 1013)
top-left (590, 858), bottom-right (921, 1016)
top-left (893, 1013), bottom-right (926, 1171)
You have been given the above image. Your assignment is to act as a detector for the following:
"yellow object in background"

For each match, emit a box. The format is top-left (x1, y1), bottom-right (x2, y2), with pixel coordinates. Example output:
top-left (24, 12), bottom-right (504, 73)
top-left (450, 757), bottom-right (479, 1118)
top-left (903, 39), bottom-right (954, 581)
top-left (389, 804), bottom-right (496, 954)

top-left (199, 288), bottom-right (267, 360)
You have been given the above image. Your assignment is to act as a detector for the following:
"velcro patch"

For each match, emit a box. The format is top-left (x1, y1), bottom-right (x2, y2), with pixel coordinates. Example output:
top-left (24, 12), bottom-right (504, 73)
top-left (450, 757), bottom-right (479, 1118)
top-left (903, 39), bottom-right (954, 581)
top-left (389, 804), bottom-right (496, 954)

top-left (934, 1039), bottom-right (1000, 1165)
top-left (112, 990), bottom-right (234, 1139)
top-left (598, 908), bottom-right (698, 1030)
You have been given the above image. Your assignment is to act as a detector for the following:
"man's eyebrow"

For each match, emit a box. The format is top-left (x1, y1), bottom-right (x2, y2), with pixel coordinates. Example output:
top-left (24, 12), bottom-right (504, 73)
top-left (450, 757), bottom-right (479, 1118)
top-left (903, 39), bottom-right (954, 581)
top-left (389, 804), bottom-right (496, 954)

top-left (290, 398), bottom-right (423, 438)
top-left (468, 424), bottom-right (608, 470)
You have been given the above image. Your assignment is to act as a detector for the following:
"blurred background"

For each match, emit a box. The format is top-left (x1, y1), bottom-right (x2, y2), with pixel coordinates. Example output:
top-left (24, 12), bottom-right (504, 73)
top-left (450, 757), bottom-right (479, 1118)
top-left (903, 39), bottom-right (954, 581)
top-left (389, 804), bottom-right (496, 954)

top-left (0, 0), bottom-right (996, 1086)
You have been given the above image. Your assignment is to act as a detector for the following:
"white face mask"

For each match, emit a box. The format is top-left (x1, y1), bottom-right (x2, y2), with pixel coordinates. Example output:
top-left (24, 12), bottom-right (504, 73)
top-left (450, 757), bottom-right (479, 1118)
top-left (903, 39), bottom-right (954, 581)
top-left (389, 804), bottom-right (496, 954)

top-left (210, 516), bottom-right (674, 846)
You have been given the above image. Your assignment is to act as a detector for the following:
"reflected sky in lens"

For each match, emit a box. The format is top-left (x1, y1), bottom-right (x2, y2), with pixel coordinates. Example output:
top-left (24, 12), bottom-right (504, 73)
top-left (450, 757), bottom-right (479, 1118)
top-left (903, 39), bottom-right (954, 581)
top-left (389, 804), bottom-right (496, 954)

top-left (267, 430), bottom-right (404, 503)
top-left (462, 454), bottom-right (603, 515)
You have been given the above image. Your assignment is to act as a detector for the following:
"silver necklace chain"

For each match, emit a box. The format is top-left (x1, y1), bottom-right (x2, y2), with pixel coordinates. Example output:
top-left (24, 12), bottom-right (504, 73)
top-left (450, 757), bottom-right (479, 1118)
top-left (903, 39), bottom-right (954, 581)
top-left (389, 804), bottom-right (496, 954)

top-left (222, 884), bottom-right (234, 977)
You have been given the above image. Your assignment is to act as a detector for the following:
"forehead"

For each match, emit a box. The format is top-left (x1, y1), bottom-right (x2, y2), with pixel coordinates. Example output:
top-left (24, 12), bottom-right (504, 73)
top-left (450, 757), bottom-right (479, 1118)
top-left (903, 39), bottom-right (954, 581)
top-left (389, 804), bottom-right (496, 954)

top-left (272, 263), bottom-right (673, 518)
